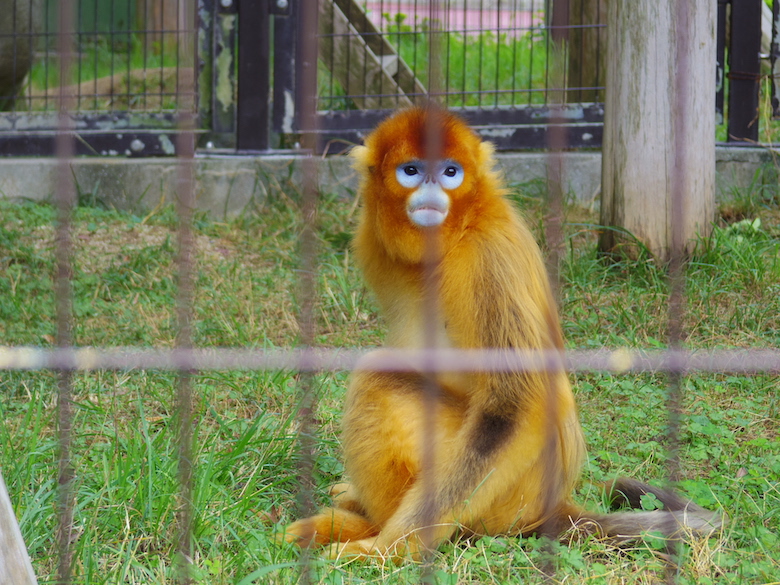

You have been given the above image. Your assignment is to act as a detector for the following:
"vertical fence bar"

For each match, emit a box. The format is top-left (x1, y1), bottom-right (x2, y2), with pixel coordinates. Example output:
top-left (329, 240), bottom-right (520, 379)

top-left (545, 23), bottom-right (568, 303)
top-left (666, 0), bottom-right (693, 580)
top-left (772, 0), bottom-right (780, 118)
top-left (715, 0), bottom-right (727, 126)
top-left (418, 3), bottom-right (447, 577)
top-left (174, 3), bottom-right (198, 583)
top-left (174, 126), bottom-right (196, 585)
top-left (236, 0), bottom-right (270, 150)
top-left (420, 110), bottom-right (444, 579)
top-left (272, 0), bottom-right (297, 142)
top-left (727, 0), bottom-right (762, 142)
top-left (537, 7), bottom-right (569, 578)
top-left (54, 2), bottom-right (76, 583)
top-left (295, 0), bottom-right (320, 581)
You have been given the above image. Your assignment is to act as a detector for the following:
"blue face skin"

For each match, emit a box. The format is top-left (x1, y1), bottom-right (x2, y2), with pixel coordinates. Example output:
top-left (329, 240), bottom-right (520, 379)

top-left (396, 160), bottom-right (464, 227)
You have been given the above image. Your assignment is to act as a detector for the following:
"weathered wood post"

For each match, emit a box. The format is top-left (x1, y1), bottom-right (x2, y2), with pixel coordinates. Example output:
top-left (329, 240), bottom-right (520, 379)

top-left (599, 0), bottom-right (716, 261)
top-left (567, 0), bottom-right (607, 103)
top-left (0, 471), bottom-right (38, 585)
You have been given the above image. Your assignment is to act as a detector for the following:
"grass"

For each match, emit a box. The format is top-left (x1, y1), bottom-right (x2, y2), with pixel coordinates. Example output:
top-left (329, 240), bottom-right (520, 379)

top-left (0, 172), bottom-right (779, 583)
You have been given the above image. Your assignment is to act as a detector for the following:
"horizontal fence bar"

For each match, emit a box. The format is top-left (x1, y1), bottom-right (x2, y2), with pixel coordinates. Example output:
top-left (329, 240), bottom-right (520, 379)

top-left (318, 87), bottom-right (606, 101)
top-left (317, 23), bottom-right (607, 39)
top-left (0, 131), bottom-right (202, 157)
top-left (1, 347), bottom-right (779, 374)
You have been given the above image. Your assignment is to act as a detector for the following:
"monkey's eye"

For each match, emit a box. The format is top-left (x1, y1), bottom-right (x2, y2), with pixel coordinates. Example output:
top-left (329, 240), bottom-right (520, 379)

top-left (438, 161), bottom-right (464, 190)
top-left (396, 162), bottom-right (426, 189)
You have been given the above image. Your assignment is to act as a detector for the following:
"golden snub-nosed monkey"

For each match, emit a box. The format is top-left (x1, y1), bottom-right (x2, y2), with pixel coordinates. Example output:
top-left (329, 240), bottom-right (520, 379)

top-left (281, 107), bottom-right (722, 560)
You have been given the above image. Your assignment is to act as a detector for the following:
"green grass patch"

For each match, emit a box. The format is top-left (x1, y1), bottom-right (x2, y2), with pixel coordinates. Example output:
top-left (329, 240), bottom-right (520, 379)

top-left (1, 179), bottom-right (779, 583)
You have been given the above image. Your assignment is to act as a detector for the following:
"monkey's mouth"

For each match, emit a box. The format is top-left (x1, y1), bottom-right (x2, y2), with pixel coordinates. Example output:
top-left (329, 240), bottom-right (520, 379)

top-left (407, 187), bottom-right (450, 227)
top-left (408, 205), bottom-right (449, 227)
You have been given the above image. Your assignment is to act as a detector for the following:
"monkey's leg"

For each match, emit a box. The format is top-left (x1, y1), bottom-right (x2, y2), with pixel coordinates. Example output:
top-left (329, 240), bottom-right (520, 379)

top-left (336, 364), bottom-right (478, 559)
top-left (282, 507), bottom-right (379, 547)
top-left (282, 366), bottom-right (445, 551)
top-left (341, 366), bottom-right (466, 531)
top-left (357, 373), bottom-right (585, 559)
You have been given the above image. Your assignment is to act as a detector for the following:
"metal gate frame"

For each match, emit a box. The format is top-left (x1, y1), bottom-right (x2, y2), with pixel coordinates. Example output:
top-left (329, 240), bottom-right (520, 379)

top-left (0, 0), bottom-right (773, 157)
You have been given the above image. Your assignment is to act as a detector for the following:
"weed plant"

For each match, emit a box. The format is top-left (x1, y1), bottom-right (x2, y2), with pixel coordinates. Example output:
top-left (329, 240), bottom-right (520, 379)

top-left (0, 179), bottom-right (779, 583)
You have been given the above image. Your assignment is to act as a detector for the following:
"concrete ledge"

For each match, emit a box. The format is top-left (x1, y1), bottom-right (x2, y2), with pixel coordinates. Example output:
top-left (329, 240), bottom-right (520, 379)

top-left (0, 146), bottom-right (776, 216)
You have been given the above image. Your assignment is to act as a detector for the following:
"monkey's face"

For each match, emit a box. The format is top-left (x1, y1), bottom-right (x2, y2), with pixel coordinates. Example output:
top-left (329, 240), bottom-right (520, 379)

top-left (360, 109), bottom-right (483, 232)
top-left (353, 108), bottom-right (494, 263)
top-left (395, 158), bottom-right (463, 227)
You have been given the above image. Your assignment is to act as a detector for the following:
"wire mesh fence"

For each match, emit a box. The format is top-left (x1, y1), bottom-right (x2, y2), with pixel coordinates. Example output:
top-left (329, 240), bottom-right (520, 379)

top-left (0, 1), bottom-right (779, 584)
top-left (316, 0), bottom-right (606, 112)
top-left (0, 0), bottom-right (194, 114)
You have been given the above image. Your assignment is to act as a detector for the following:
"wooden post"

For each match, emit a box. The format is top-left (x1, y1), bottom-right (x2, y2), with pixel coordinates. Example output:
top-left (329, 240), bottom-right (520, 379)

top-left (0, 471), bottom-right (38, 585)
top-left (599, 0), bottom-right (715, 261)
top-left (138, 0), bottom-right (181, 55)
top-left (567, 0), bottom-right (607, 103)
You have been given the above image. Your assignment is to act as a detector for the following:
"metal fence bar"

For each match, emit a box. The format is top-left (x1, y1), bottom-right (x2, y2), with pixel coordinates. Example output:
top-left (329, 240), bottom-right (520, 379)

top-left (537, 9), bottom-right (570, 575)
top-left (173, 6), bottom-right (198, 582)
top-left (236, 0), bottom-right (271, 151)
top-left (174, 135), bottom-right (196, 585)
top-left (54, 2), bottom-right (76, 583)
top-left (2, 347), bottom-right (780, 374)
top-left (772, 0), bottom-right (780, 118)
top-left (727, 0), bottom-right (762, 142)
top-left (418, 4), bottom-right (447, 577)
top-left (665, 1), bottom-right (693, 580)
top-left (294, 0), bottom-right (321, 580)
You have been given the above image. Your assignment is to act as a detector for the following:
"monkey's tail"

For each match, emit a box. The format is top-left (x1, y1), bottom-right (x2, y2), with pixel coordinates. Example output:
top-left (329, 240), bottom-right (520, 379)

top-left (570, 477), bottom-right (724, 543)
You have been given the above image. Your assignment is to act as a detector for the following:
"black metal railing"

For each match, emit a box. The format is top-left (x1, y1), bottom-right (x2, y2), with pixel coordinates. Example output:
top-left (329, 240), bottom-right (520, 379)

top-left (0, 0), bottom-right (774, 156)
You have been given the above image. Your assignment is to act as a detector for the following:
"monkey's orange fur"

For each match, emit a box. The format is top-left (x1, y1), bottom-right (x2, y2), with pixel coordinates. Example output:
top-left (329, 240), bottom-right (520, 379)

top-left (281, 108), bottom-right (719, 560)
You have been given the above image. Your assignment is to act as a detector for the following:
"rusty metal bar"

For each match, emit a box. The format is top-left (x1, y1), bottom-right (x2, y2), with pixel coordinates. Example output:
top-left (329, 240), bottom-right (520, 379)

top-left (54, 2), bottom-right (76, 584)
top-left (294, 0), bottom-right (321, 580)
top-left (2, 347), bottom-right (780, 374)
top-left (666, 0), bottom-right (693, 580)
top-left (418, 5), bottom-right (447, 573)
top-left (174, 4), bottom-right (198, 583)
top-left (538, 8), bottom-right (570, 575)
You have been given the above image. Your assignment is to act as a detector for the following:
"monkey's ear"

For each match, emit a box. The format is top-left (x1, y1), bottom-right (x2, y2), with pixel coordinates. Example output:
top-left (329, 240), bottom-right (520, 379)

top-left (477, 140), bottom-right (496, 167)
top-left (351, 145), bottom-right (371, 174)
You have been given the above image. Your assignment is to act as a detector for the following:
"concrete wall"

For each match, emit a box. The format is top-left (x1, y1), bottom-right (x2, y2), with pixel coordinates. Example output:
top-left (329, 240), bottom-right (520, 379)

top-left (0, 146), bottom-right (776, 218)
